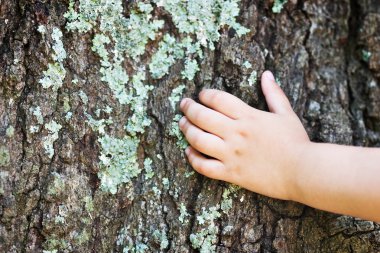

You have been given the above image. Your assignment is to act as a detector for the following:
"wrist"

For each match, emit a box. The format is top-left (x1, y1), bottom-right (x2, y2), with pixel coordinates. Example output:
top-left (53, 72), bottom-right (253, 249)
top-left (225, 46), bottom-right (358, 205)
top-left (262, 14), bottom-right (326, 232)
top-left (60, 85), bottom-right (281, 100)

top-left (286, 141), bottom-right (316, 203)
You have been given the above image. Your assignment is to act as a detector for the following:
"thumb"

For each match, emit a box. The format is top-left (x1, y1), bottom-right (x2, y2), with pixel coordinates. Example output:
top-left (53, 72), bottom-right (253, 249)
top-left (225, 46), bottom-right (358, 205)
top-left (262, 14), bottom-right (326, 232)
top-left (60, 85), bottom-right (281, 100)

top-left (261, 71), bottom-right (293, 115)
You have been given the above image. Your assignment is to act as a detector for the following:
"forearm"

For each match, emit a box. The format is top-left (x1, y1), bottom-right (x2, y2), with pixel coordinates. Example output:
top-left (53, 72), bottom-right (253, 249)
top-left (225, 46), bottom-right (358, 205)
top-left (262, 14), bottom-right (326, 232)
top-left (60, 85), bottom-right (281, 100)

top-left (291, 143), bottom-right (380, 222)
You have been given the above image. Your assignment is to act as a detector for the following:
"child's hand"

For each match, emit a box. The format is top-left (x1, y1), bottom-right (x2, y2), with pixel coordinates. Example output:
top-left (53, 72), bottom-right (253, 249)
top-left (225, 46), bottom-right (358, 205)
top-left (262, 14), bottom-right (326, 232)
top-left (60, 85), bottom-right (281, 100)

top-left (179, 71), bottom-right (310, 201)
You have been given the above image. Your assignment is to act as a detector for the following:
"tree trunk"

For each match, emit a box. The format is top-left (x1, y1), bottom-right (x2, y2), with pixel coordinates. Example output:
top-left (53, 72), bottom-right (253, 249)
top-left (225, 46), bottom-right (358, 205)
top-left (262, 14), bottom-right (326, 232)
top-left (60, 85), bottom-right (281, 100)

top-left (1, 0), bottom-right (380, 252)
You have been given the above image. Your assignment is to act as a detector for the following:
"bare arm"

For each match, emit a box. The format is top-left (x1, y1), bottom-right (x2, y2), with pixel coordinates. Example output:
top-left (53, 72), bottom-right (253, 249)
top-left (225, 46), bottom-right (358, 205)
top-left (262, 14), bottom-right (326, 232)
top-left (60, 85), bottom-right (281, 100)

top-left (179, 70), bottom-right (380, 222)
top-left (294, 143), bottom-right (380, 222)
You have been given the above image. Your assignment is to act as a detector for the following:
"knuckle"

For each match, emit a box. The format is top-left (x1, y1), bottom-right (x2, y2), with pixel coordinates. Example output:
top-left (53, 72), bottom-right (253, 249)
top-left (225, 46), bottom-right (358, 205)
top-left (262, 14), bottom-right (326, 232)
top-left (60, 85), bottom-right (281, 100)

top-left (195, 161), bottom-right (208, 175)
top-left (182, 120), bottom-right (190, 134)
top-left (208, 90), bottom-right (223, 105)
top-left (192, 135), bottom-right (202, 148)
top-left (232, 146), bottom-right (243, 156)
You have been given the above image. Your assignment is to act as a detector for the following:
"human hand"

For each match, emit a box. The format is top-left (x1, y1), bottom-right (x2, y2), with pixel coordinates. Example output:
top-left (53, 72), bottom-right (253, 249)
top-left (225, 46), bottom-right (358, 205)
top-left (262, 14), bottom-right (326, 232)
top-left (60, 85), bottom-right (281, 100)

top-left (179, 71), bottom-right (311, 201)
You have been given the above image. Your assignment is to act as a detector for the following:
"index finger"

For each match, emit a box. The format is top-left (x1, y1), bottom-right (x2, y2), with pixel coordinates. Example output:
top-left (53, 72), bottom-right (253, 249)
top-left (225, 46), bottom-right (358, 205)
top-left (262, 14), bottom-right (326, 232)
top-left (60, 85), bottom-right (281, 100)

top-left (199, 89), bottom-right (255, 119)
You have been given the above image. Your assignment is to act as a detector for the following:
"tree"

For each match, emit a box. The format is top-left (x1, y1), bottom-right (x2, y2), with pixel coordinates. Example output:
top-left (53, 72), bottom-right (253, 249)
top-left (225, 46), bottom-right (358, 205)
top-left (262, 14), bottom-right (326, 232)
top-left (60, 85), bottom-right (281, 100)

top-left (1, 0), bottom-right (379, 252)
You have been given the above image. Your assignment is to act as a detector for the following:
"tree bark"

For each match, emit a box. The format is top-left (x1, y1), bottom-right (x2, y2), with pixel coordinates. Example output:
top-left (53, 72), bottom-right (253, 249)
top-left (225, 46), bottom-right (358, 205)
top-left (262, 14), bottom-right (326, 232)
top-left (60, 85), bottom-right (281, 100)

top-left (1, 0), bottom-right (380, 252)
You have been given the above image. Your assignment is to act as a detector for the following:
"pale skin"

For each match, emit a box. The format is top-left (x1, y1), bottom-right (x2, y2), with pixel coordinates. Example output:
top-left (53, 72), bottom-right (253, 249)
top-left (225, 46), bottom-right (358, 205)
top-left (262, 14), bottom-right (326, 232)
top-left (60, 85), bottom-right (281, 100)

top-left (179, 70), bottom-right (380, 222)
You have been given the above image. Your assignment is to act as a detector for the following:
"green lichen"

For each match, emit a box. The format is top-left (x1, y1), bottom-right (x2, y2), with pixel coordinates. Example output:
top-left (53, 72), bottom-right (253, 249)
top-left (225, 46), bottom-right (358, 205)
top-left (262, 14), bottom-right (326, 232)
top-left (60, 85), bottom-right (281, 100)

top-left (63, 0), bottom-right (249, 195)
top-left (149, 34), bottom-right (184, 79)
top-left (152, 186), bottom-right (161, 197)
top-left (78, 91), bottom-right (88, 105)
top-left (43, 120), bottom-right (62, 159)
top-left (38, 25), bottom-right (47, 35)
top-left (31, 106), bottom-right (44, 125)
top-left (84, 196), bottom-right (94, 212)
top-left (242, 61), bottom-right (252, 69)
top-left (6, 126), bottom-right (14, 137)
top-left (39, 27), bottom-right (67, 92)
top-left (182, 58), bottom-right (200, 80)
top-left (117, 225), bottom-right (149, 253)
top-left (155, 0), bottom-right (249, 50)
top-left (169, 114), bottom-right (188, 149)
top-left (97, 135), bottom-right (140, 194)
top-left (124, 71), bottom-right (154, 135)
top-left (0, 146), bottom-right (10, 166)
top-left (178, 202), bottom-right (190, 223)
top-left (84, 112), bottom-right (113, 135)
top-left (362, 50), bottom-right (372, 62)
top-left (169, 85), bottom-right (186, 110)
top-left (47, 172), bottom-right (65, 196)
top-left (162, 177), bottom-right (170, 190)
top-left (152, 229), bottom-right (169, 250)
top-left (247, 70), bottom-right (257, 86)
top-left (143, 158), bottom-right (154, 179)
top-left (190, 207), bottom-right (221, 252)
top-left (272, 0), bottom-right (288, 13)
top-left (65, 112), bottom-right (72, 121)
top-left (63, 96), bottom-right (71, 112)
top-left (184, 171), bottom-right (195, 178)
top-left (220, 184), bottom-right (240, 214)
top-left (189, 184), bottom-right (240, 251)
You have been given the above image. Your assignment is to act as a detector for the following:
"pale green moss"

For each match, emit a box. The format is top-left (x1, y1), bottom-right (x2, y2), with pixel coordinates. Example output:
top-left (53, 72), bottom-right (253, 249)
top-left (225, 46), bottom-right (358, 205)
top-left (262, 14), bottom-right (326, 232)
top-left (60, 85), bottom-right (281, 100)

top-left (152, 186), bottom-right (162, 197)
top-left (63, 0), bottom-right (249, 195)
top-left (247, 70), bottom-right (257, 86)
top-left (152, 229), bottom-right (169, 250)
top-left (43, 250), bottom-right (57, 253)
top-left (65, 112), bottom-right (72, 121)
top-left (182, 58), bottom-right (200, 80)
top-left (149, 34), bottom-right (184, 79)
top-left (178, 202), bottom-right (190, 223)
top-left (6, 126), bottom-right (14, 137)
top-left (43, 120), bottom-right (62, 159)
top-left (190, 206), bottom-right (221, 252)
top-left (78, 90), bottom-right (89, 105)
top-left (39, 27), bottom-right (67, 92)
top-left (30, 126), bottom-right (39, 133)
top-left (63, 96), bottom-right (71, 112)
top-left (38, 25), bottom-right (47, 35)
top-left (184, 171), bottom-right (195, 178)
top-left (168, 85), bottom-right (186, 110)
top-left (0, 146), bottom-right (10, 166)
top-left (143, 158), bottom-right (154, 179)
top-left (272, 0), bottom-right (288, 13)
top-left (97, 135), bottom-right (140, 194)
top-left (220, 184), bottom-right (240, 214)
top-left (54, 215), bottom-right (65, 224)
top-left (155, 0), bottom-right (249, 50)
top-left (124, 71), bottom-right (154, 135)
top-left (242, 61), bottom-right (252, 69)
top-left (47, 172), bottom-right (65, 196)
top-left (169, 114), bottom-right (188, 149)
top-left (31, 106), bottom-right (44, 125)
top-left (117, 225), bottom-right (149, 253)
top-left (84, 112), bottom-right (113, 135)
top-left (84, 196), bottom-right (94, 212)
top-left (362, 50), bottom-right (372, 62)
top-left (162, 177), bottom-right (170, 190)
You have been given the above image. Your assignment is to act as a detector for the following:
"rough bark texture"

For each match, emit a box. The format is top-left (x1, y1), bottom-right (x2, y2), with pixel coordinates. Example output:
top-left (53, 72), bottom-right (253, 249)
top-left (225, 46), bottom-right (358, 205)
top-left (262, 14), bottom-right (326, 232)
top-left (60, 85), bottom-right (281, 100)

top-left (1, 0), bottom-right (380, 252)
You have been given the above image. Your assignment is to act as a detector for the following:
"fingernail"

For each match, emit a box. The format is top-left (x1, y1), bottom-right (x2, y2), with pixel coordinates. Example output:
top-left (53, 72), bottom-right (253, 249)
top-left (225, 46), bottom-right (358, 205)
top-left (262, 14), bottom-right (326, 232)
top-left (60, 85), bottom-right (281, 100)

top-left (180, 98), bottom-right (187, 109)
top-left (179, 116), bottom-right (186, 128)
top-left (185, 147), bottom-right (190, 155)
top-left (263, 70), bottom-right (275, 81)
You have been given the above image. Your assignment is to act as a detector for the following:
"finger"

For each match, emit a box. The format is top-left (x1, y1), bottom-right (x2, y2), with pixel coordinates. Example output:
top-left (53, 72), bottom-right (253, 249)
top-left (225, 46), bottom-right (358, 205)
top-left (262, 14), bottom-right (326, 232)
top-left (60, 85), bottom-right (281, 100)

top-left (179, 116), bottom-right (226, 160)
top-left (261, 71), bottom-right (293, 115)
top-left (185, 146), bottom-right (227, 181)
top-left (180, 98), bottom-right (233, 138)
top-left (198, 89), bottom-right (254, 119)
